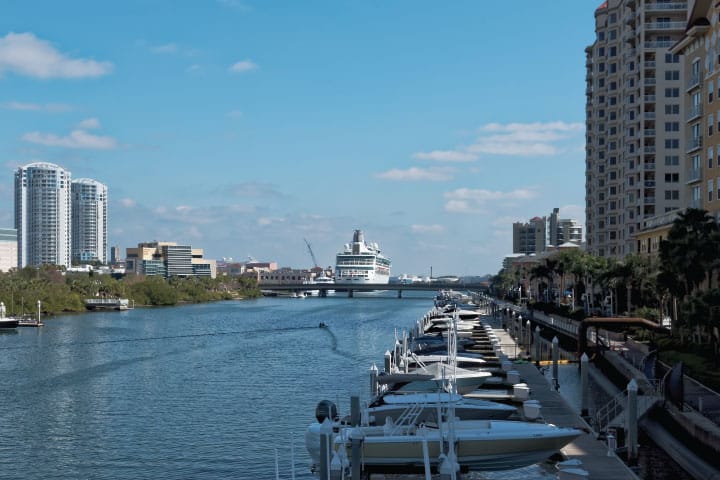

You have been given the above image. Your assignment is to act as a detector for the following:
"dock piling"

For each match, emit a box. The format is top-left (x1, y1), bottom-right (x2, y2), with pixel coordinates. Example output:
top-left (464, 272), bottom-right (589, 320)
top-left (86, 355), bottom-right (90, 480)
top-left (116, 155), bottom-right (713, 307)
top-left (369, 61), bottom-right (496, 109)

top-left (552, 336), bottom-right (559, 390)
top-left (580, 353), bottom-right (589, 417)
top-left (626, 379), bottom-right (638, 465)
top-left (534, 326), bottom-right (541, 366)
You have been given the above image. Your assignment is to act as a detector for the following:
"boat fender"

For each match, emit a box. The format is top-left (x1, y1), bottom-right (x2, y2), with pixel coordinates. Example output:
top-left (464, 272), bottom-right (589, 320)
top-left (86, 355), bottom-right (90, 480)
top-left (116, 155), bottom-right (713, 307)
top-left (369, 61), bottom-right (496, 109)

top-left (315, 400), bottom-right (338, 423)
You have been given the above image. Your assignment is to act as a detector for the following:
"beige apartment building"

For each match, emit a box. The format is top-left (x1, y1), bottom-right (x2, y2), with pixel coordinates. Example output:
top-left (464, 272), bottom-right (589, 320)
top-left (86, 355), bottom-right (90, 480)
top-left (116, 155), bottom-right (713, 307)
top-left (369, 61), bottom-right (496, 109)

top-left (125, 241), bottom-right (216, 278)
top-left (586, 0), bottom-right (688, 259)
top-left (671, 0), bottom-right (720, 219)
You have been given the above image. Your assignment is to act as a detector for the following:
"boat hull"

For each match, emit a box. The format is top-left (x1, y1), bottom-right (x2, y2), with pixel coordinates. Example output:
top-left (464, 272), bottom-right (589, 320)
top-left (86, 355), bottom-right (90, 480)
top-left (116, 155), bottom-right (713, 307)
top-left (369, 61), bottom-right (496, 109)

top-left (305, 420), bottom-right (581, 472)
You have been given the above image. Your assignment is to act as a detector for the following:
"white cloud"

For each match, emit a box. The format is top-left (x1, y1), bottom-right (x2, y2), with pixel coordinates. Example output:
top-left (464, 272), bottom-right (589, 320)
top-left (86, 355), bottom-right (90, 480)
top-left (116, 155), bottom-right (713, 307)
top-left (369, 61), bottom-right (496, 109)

top-left (150, 43), bottom-right (178, 54)
top-left (0, 32), bottom-right (113, 79)
top-left (411, 224), bottom-right (445, 234)
top-left (443, 188), bottom-right (538, 213)
top-left (229, 59), bottom-right (258, 73)
top-left (227, 109), bottom-right (243, 118)
top-left (186, 64), bottom-right (202, 73)
top-left (467, 121), bottom-right (585, 156)
top-left (3, 101), bottom-right (74, 112)
top-left (257, 217), bottom-right (285, 226)
top-left (76, 117), bottom-right (101, 129)
top-left (375, 167), bottom-right (454, 182)
top-left (22, 129), bottom-right (118, 149)
top-left (412, 150), bottom-right (477, 162)
top-left (119, 198), bottom-right (136, 208)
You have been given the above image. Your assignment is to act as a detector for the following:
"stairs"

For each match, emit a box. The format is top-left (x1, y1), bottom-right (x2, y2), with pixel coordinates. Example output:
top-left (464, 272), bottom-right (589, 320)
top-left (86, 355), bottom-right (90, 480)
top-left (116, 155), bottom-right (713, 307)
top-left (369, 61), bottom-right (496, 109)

top-left (594, 388), bottom-right (662, 435)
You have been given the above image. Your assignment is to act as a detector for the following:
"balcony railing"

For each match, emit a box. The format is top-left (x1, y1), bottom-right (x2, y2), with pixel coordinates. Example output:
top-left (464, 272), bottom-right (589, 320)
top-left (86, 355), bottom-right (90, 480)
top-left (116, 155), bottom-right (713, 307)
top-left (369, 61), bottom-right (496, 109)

top-left (690, 198), bottom-right (702, 209)
top-left (643, 146), bottom-right (656, 153)
top-left (644, 196), bottom-right (656, 204)
top-left (687, 167), bottom-right (702, 183)
top-left (687, 103), bottom-right (703, 120)
top-left (645, 180), bottom-right (656, 187)
top-left (644, 163), bottom-right (656, 170)
top-left (687, 72), bottom-right (702, 91)
top-left (644, 21), bottom-right (686, 30)
top-left (644, 2), bottom-right (687, 11)
top-left (644, 41), bottom-right (675, 49)
top-left (643, 129), bottom-right (656, 136)
top-left (644, 61), bottom-right (657, 69)
top-left (643, 94), bottom-right (656, 103)
top-left (644, 77), bottom-right (657, 85)
top-left (644, 111), bottom-right (656, 119)
top-left (688, 136), bottom-right (703, 152)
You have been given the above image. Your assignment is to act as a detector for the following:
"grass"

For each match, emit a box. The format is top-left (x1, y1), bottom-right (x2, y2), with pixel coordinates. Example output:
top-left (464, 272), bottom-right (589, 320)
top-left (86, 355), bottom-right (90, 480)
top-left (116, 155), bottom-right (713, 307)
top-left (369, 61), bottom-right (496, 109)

top-left (657, 337), bottom-right (720, 392)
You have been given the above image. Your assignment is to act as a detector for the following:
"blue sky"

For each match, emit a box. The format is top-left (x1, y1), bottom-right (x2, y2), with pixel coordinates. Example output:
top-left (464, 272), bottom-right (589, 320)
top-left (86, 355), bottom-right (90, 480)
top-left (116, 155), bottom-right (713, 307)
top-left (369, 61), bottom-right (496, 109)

top-left (0, 1), bottom-right (596, 276)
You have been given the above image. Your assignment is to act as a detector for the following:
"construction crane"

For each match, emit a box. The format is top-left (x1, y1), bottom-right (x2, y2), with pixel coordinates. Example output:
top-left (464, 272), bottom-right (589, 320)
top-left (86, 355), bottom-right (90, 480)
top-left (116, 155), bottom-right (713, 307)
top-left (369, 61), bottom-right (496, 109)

top-left (304, 238), bottom-right (319, 269)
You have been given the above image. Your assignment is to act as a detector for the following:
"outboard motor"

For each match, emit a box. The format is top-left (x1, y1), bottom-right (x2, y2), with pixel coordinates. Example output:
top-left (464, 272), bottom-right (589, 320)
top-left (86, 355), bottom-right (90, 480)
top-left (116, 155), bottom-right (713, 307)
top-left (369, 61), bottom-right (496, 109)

top-left (315, 400), bottom-right (338, 423)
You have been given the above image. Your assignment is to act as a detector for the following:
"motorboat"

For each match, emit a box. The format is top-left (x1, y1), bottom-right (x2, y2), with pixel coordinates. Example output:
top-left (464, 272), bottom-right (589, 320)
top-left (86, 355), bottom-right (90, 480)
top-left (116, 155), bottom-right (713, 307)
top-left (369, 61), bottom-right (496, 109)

top-left (383, 363), bottom-right (491, 395)
top-left (305, 406), bottom-right (582, 473)
top-left (0, 302), bottom-right (18, 328)
top-left (365, 391), bottom-right (517, 424)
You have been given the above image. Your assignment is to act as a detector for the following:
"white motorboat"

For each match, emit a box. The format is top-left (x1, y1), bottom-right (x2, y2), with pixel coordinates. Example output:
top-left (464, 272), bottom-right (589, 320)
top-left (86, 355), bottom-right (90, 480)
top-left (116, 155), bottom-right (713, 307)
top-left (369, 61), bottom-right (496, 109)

top-left (305, 415), bottom-right (582, 473)
top-left (383, 363), bottom-right (491, 395)
top-left (365, 391), bottom-right (517, 424)
top-left (406, 353), bottom-right (487, 370)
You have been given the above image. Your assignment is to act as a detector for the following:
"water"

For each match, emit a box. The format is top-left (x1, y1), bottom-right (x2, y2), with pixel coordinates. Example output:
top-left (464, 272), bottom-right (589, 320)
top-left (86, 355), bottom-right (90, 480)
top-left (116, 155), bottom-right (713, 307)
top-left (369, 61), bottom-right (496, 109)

top-left (0, 293), bottom-right (685, 479)
top-left (0, 293), bottom-right (543, 479)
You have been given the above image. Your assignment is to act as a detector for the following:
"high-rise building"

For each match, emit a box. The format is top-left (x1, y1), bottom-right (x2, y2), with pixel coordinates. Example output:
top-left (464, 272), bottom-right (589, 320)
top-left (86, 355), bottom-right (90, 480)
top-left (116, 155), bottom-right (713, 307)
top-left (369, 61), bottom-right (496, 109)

top-left (15, 162), bottom-right (72, 268)
top-left (125, 241), bottom-right (216, 278)
top-left (0, 228), bottom-right (17, 272)
top-left (585, 1), bottom-right (688, 259)
top-left (671, 1), bottom-right (720, 220)
top-left (71, 178), bottom-right (108, 264)
top-left (548, 208), bottom-right (584, 246)
top-left (512, 217), bottom-right (547, 254)
top-left (110, 245), bottom-right (121, 265)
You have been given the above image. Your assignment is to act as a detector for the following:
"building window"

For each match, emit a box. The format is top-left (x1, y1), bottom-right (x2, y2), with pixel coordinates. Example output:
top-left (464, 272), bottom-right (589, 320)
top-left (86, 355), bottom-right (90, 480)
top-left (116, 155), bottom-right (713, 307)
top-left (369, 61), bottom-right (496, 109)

top-left (665, 88), bottom-right (680, 97)
top-left (665, 70), bottom-right (680, 81)
top-left (665, 173), bottom-right (680, 183)
top-left (709, 180), bottom-right (715, 202)
top-left (665, 104), bottom-right (680, 115)
top-left (664, 155), bottom-right (679, 166)
top-left (664, 139), bottom-right (679, 149)
top-left (665, 122), bottom-right (679, 132)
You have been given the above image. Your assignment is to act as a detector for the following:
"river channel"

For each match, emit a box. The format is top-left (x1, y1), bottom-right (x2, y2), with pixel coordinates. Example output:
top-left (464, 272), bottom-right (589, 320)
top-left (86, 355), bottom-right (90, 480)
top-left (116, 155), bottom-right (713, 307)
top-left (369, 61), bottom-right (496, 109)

top-left (0, 292), bottom-right (690, 479)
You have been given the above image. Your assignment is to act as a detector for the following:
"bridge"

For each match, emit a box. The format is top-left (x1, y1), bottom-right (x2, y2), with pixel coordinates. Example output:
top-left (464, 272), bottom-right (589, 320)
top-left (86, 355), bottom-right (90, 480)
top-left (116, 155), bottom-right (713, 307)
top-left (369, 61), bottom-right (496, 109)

top-left (260, 282), bottom-right (488, 298)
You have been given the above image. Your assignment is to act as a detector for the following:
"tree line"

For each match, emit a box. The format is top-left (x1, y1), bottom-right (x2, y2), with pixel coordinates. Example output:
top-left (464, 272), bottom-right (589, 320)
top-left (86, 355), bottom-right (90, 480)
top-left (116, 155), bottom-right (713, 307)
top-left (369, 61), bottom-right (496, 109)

top-left (0, 267), bottom-right (262, 316)
top-left (490, 208), bottom-right (720, 347)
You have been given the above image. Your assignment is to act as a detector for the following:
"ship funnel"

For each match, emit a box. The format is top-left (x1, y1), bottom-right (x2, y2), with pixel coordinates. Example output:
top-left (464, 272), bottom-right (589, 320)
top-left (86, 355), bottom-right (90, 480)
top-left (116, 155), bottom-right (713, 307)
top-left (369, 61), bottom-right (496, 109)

top-left (353, 229), bottom-right (364, 244)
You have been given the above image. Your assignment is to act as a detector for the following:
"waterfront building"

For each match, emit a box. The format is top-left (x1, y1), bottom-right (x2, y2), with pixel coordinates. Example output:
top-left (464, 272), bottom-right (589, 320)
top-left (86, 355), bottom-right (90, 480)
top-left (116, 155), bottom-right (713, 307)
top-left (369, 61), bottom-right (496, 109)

top-left (0, 228), bottom-right (18, 272)
top-left (512, 217), bottom-right (546, 254)
top-left (14, 162), bottom-right (72, 268)
top-left (125, 241), bottom-right (216, 278)
top-left (71, 178), bottom-right (108, 264)
top-left (548, 208), bottom-right (583, 247)
top-left (258, 267), bottom-right (311, 285)
top-left (585, 0), bottom-right (688, 259)
top-left (670, 1), bottom-right (720, 219)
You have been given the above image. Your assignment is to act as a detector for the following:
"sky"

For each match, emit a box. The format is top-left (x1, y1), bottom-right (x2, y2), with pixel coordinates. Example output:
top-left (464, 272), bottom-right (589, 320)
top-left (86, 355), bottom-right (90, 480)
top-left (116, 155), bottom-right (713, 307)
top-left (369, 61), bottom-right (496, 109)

top-left (0, 1), bottom-right (598, 277)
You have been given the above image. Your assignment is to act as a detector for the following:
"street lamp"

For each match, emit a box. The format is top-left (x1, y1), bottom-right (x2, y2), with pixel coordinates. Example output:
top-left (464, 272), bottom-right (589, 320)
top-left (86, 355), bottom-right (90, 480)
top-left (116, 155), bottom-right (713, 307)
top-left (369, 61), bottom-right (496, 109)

top-left (36, 300), bottom-right (41, 325)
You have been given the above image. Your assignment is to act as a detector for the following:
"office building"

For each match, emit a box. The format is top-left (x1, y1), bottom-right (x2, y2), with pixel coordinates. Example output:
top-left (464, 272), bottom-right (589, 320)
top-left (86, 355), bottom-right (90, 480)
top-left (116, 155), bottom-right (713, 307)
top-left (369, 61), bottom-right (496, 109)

top-left (0, 228), bottom-right (17, 272)
top-left (15, 162), bottom-right (72, 268)
top-left (125, 241), bottom-right (216, 278)
top-left (585, 1), bottom-right (688, 259)
top-left (71, 178), bottom-right (108, 264)
top-left (512, 216), bottom-right (547, 254)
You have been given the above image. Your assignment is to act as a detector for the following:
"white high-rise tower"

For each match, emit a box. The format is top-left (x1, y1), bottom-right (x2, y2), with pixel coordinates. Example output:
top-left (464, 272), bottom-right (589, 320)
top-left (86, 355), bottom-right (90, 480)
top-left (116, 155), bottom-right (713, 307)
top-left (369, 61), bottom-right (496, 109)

top-left (71, 178), bottom-right (108, 264)
top-left (15, 162), bottom-right (72, 268)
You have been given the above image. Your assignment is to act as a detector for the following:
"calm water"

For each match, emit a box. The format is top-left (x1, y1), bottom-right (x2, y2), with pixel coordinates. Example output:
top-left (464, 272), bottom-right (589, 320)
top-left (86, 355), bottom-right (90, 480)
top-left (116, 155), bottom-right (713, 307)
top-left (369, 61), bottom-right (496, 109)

top-left (0, 293), bottom-right (558, 479)
top-left (0, 293), bottom-right (684, 479)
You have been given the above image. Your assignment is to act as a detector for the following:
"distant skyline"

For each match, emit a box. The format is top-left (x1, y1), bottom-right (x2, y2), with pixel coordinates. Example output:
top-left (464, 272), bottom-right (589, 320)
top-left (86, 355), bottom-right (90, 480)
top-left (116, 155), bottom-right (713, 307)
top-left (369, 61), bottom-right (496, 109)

top-left (0, 1), bottom-right (595, 276)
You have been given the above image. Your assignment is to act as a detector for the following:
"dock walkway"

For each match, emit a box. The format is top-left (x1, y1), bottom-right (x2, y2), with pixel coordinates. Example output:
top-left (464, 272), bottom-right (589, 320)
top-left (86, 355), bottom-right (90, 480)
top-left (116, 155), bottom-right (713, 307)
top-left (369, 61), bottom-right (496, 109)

top-left (482, 315), bottom-right (639, 480)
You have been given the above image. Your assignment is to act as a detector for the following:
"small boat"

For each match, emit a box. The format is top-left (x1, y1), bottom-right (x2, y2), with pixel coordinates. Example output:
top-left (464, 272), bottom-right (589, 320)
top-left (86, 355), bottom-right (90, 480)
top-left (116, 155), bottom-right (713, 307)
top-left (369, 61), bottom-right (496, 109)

top-left (305, 403), bottom-right (582, 473)
top-left (0, 302), bottom-right (18, 328)
top-left (365, 391), bottom-right (517, 424)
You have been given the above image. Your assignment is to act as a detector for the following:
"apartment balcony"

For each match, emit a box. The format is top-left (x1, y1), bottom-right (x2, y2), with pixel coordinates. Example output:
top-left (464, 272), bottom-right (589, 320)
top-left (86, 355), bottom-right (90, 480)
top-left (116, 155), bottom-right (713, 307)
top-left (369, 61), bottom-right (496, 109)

top-left (643, 129), bottom-right (656, 137)
top-left (643, 61), bottom-right (657, 69)
top-left (644, 196), bottom-right (656, 204)
top-left (644, 162), bottom-right (656, 170)
top-left (687, 103), bottom-right (703, 121)
top-left (687, 167), bottom-right (702, 183)
top-left (644, 2), bottom-right (687, 12)
top-left (644, 21), bottom-right (686, 31)
top-left (625, 11), bottom-right (636, 25)
top-left (644, 77), bottom-right (657, 86)
top-left (690, 198), bottom-right (702, 208)
top-left (687, 72), bottom-right (702, 91)
top-left (644, 180), bottom-right (656, 187)
top-left (643, 145), bottom-right (656, 153)
top-left (644, 111), bottom-right (656, 119)
top-left (624, 29), bottom-right (637, 43)
top-left (643, 94), bottom-right (656, 103)
top-left (687, 136), bottom-right (703, 152)
top-left (624, 49), bottom-right (637, 61)
top-left (644, 40), bottom-right (675, 49)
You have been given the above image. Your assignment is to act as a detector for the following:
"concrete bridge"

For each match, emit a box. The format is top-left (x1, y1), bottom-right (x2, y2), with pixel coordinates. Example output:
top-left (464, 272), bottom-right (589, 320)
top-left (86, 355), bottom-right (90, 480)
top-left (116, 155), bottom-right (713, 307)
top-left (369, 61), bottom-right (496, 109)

top-left (260, 282), bottom-right (488, 298)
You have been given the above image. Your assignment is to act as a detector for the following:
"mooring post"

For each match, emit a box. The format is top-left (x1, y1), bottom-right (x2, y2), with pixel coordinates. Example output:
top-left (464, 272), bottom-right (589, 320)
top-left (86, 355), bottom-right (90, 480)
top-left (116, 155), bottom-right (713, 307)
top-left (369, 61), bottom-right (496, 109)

top-left (552, 336), bottom-right (559, 390)
top-left (319, 418), bottom-right (332, 480)
top-left (384, 350), bottom-right (392, 373)
top-left (525, 320), bottom-right (531, 358)
top-left (627, 379), bottom-right (638, 466)
top-left (534, 325), bottom-right (541, 367)
top-left (370, 364), bottom-right (379, 396)
top-left (580, 352), bottom-right (589, 417)
top-left (350, 396), bottom-right (361, 480)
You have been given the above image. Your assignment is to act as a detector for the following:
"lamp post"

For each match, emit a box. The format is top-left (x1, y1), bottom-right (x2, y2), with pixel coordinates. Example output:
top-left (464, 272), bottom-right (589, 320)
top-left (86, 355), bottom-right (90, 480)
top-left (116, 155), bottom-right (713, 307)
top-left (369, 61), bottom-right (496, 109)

top-left (36, 300), bottom-right (41, 325)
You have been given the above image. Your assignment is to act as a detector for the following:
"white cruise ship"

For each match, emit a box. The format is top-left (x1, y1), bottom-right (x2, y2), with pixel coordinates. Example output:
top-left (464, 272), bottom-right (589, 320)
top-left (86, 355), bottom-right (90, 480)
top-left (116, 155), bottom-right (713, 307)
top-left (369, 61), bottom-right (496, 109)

top-left (335, 230), bottom-right (391, 284)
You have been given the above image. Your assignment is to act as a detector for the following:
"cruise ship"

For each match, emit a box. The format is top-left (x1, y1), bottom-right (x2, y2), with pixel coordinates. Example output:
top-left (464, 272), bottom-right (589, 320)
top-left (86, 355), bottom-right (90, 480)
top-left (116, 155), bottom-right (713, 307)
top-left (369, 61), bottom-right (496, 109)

top-left (335, 230), bottom-right (391, 284)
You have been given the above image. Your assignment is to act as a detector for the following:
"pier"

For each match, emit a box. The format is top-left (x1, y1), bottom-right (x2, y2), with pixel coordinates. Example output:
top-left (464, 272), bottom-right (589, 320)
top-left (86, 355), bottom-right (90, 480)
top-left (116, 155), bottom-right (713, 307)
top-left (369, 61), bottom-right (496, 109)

top-left (261, 282), bottom-right (488, 298)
